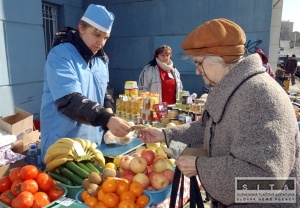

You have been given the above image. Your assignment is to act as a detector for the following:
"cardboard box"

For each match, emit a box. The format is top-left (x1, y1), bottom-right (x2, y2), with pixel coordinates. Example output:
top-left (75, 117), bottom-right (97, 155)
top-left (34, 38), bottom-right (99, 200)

top-left (0, 107), bottom-right (33, 140)
top-left (12, 131), bottom-right (40, 153)
top-left (0, 158), bottom-right (25, 177)
top-left (0, 107), bottom-right (39, 154)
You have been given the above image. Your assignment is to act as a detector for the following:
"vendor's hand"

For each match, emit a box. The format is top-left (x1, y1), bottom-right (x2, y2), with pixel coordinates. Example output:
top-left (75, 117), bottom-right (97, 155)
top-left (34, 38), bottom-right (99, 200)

top-left (175, 156), bottom-right (198, 177)
top-left (137, 127), bottom-right (165, 143)
top-left (106, 117), bottom-right (131, 137)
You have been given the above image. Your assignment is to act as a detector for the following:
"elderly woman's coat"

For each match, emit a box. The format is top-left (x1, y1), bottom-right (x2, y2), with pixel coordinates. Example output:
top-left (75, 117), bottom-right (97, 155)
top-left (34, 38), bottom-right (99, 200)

top-left (163, 54), bottom-right (300, 207)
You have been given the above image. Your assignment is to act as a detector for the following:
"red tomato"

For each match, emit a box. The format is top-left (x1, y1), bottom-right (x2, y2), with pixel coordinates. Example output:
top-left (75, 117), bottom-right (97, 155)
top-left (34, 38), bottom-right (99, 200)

top-left (20, 165), bottom-right (39, 180)
top-left (11, 191), bottom-right (34, 208)
top-left (47, 185), bottom-right (64, 202)
top-left (31, 192), bottom-right (50, 208)
top-left (9, 167), bottom-right (22, 183)
top-left (10, 180), bottom-right (23, 196)
top-left (21, 179), bottom-right (39, 194)
top-left (0, 190), bottom-right (15, 206)
top-left (35, 173), bottom-right (54, 192)
top-left (0, 176), bottom-right (12, 193)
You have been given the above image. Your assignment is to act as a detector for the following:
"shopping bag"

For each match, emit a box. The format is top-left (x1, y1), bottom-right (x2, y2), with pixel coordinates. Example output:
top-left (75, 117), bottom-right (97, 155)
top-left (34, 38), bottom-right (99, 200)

top-left (169, 166), bottom-right (204, 208)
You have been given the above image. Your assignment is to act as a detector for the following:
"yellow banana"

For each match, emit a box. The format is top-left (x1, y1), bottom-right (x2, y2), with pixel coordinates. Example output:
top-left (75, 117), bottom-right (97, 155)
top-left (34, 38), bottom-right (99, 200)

top-left (94, 153), bottom-right (105, 167)
top-left (74, 138), bottom-right (86, 150)
top-left (46, 157), bottom-right (73, 171)
top-left (56, 137), bottom-right (77, 145)
top-left (44, 147), bottom-right (75, 164)
top-left (84, 139), bottom-right (91, 152)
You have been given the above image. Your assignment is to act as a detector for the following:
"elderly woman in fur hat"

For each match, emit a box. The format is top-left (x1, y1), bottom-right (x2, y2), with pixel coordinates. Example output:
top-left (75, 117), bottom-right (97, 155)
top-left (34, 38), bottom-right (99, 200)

top-left (138, 18), bottom-right (300, 207)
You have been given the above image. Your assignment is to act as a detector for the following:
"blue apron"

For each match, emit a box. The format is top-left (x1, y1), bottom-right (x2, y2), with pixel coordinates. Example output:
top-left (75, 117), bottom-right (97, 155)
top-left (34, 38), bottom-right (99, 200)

top-left (40, 43), bottom-right (109, 163)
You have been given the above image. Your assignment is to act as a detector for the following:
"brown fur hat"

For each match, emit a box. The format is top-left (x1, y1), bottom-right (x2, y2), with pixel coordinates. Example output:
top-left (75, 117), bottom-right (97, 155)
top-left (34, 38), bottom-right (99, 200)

top-left (181, 18), bottom-right (246, 63)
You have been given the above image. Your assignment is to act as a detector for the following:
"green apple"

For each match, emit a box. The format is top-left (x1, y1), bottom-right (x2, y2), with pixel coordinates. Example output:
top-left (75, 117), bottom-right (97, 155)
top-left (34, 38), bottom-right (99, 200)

top-left (157, 147), bottom-right (168, 158)
top-left (135, 145), bottom-right (146, 154)
top-left (146, 142), bottom-right (161, 151)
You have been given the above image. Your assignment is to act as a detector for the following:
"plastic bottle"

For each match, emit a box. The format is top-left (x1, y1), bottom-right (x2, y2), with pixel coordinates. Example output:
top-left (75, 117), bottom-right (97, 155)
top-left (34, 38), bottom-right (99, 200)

top-left (36, 140), bottom-right (42, 169)
top-left (26, 143), bottom-right (38, 167)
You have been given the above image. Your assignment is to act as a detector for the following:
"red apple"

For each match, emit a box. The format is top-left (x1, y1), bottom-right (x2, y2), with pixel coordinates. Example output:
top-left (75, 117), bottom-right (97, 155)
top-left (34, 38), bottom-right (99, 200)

top-left (146, 185), bottom-right (156, 191)
top-left (147, 165), bottom-right (153, 173)
top-left (129, 157), bottom-right (147, 174)
top-left (147, 171), bottom-right (156, 181)
top-left (150, 172), bottom-right (169, 190)
top-left (162, 169), bottom-right (175, 183)
top-left (120, 155), bottom-right (133, 170)
top-left (131, 152), bottom-right (141, 157)
top-left (120, 170), bottom-right (135, 182)
top-left (132, 173), bottom-right (150, 189)
top-left (152, 157), bottom-right (168, 172)
top-left (141, 149), bottom-right (156, 166)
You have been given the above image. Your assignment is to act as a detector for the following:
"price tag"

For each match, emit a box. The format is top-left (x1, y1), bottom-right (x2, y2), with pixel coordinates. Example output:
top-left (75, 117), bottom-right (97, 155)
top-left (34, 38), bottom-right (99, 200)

top-left (55, 196), bottom-right (76, 206)
top-left (73, 142), bottom-right (86, 156)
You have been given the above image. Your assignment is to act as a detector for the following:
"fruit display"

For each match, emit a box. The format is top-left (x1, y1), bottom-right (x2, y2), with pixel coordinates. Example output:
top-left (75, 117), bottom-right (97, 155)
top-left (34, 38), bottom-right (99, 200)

top-left (115, 144), bottom-right (175, 192)
top-left (0, 165), bottom-right (65, 208)
top-left (44, 137), bottom-right (105, 171)
top-left (79, 171), bottom-right (151, 207)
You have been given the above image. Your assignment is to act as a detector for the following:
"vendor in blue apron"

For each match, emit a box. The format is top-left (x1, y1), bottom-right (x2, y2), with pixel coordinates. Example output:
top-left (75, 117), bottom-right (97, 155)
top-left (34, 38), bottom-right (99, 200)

top-left (40, 4), bottom-right (131, 163)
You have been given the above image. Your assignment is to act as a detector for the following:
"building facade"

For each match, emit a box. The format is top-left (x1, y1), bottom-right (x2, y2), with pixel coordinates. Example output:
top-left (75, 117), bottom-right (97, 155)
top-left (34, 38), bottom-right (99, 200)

top-left (0, 0), bottom-right (283, 118)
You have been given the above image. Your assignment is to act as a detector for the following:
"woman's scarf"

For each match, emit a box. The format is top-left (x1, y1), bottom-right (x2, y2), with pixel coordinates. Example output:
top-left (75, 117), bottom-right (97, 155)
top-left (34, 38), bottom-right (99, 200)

top-left (156, 58), bottom-right (174, 72)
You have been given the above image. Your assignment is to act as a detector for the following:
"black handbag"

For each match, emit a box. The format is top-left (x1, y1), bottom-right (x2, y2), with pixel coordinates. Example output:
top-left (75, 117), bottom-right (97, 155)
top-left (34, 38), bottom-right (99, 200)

top-left (169, 166), bottom-right (204, 208)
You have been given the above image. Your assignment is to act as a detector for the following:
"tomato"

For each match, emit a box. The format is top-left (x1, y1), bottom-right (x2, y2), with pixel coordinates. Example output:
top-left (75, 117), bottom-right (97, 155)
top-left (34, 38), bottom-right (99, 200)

top-left (20, 165), bottom-right (39, 180)
top-left (0, 190), bottom-right (15, 206)
top-left (21, 179), bottom-right (39, 194)
top-left (35, 173), bottom-right (53, 192)
top-left (0, 176), bottom-right (12, 193)
top-left (9, 167), bottom-right (22, 183)
top-left (10, 180), bottom-right (23, 196)
top-left (11, 191), bottom-right (34, 208)
top-left (47, 185), bottom-right (64, 202)
top-left (31, 192), bottom-right (50, 208)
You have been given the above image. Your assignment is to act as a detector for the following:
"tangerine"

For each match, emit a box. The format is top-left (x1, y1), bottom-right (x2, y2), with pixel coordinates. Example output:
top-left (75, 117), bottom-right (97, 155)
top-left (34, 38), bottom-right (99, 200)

top-left (118, 199), bottom-right (137, 208)
top-left (84, 196), bottom-right (98, 207)
top-left (116, 179), bottom-right (130, 196)
top-left (81, 190), bottom-right (91, 202)
top-left (103, 192), bottom-right (120, 208)
top-left (136, 194), bottom-right (149, 208)
top-left (101, 177), bottom-right (118, 193)
top-left (97, 188), bottom-right (106, 201)
top-left (129, 182), bottom-right (144, 197)
top-left (120, 190), bottom-right (136, 202)
top-left (94, 201), bottom-right (108, 208)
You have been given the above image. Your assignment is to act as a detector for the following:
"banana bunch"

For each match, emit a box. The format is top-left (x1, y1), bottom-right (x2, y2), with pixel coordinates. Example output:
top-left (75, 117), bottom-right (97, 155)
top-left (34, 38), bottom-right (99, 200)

top-left (74, 138), bottom-right (105, 168)
top-left (45, 137), bottom-right (105, 171)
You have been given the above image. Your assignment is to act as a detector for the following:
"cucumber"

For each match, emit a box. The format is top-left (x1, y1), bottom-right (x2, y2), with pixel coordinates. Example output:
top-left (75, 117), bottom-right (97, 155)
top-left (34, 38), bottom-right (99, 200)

top-left (48, 171), bottom-right (73, 185)
top-left (58, 166), bottom-right (84, 185)
top-left (76, 162), bottom-right (92, 173)
top-left (64, 161), bottom-right (89, 178)
top-left (83, 161), bottom-right (100, 173)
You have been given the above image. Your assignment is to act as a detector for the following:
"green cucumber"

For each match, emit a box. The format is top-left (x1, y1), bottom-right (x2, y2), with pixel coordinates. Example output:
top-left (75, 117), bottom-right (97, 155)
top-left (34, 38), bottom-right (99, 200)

top-left (58, 166), bottom-right (84, 185)
top-left (83, 162), bottom-right (100, 173)
top-left (48, 171), bottom-right (72, 185)
top-left (76, 162), bottom-right (93, 173)
top-left (64, 161), bottom-right (89, 178)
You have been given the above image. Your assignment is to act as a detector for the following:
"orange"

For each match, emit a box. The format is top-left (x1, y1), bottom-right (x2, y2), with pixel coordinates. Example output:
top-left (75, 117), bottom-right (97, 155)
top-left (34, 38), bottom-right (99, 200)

top-left (120, 190), bottom-right (136, 202)
top-left (95, 201), bottom-right (108, 208)
top-left (136, 194), bottom-right (149, 208)
top-left (103, 192), bottom-right (120, 208)
top-left (118, 199), bottom-right (137, 208)
top-left (129, 182), bottom-right (144, 197)
top-left (98, 188), bottom-right (106, 201)
top-left (116, 179), bottom-right (130, 196)
top-left (84, 196), bottom-right (98, 207)
top-left (81, 190), bottom-right (91, 201)
top-left (102, 177), bottom-right (118, 193)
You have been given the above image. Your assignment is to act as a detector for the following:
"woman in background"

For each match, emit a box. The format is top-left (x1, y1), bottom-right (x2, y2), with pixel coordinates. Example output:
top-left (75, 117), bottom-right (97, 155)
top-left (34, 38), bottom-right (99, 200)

top-left (138, 45), bottom-right (183, 104)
